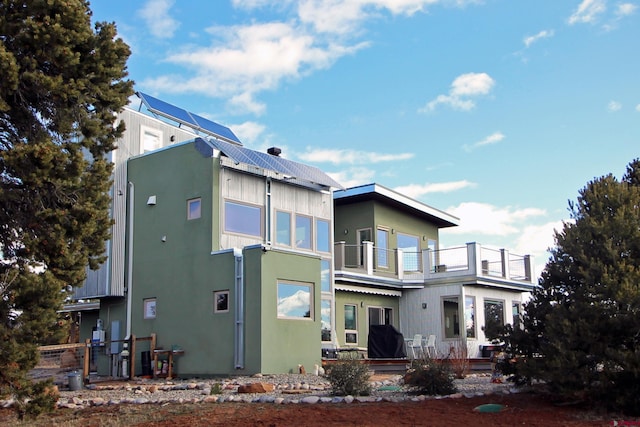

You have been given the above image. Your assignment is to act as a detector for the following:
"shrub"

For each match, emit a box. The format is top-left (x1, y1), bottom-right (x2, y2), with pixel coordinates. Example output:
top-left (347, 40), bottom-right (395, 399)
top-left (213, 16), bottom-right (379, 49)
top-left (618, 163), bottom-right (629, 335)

top-left (405, 358), bottom-right (458, 396)
top-left (447, 340), bottom-right (470, 379)
top-left (210, 383), bottom-right (223, 395)
top-left (326, 359), bottom-right (372, 396)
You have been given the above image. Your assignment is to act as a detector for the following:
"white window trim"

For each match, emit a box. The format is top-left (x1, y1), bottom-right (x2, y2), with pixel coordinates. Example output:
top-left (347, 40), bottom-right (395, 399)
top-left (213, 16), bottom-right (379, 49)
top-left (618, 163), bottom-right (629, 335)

top-left (140, 125), bottom-right (163, 154)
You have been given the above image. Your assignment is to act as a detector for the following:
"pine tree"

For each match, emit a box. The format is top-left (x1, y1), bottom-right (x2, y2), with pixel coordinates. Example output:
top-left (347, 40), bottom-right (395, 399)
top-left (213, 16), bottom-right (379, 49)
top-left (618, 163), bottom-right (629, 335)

top-left (500, 159), bottom-right (640, 414)
top-left (0, 0), bottom-right (133, 417)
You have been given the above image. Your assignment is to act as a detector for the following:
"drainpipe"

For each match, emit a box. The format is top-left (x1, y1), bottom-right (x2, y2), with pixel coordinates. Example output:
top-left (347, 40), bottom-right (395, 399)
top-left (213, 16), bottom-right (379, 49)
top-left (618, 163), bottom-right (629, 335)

top-left (125, 181), bottom-right (134, 339)
top-left (234, 248), bottom-right (244, 369)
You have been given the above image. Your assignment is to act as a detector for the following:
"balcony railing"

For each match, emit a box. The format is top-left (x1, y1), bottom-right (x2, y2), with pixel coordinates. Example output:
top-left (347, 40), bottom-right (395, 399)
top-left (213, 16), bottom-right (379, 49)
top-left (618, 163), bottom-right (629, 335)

top-left (334, 241), bottom-right (535, 284)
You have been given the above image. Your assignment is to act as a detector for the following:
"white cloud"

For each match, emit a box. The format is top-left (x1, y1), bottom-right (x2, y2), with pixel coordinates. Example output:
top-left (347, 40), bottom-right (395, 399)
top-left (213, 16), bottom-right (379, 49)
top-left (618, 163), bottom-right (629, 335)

top-left (327, 167), bottom-right (376, 188)
top-left (463, 131), bottom-right (505, 152)
top-left (394, 181), bottom-right (476, 198)
top-left (229, 121), bottom-right (266, 144)
top-left (419, 72), bottom-right (495, 112)
top-left (443, 202), bottom-right (546, 236)
top-left (636, 104), bottom-right (640, 112)
top-left (615, 2), bottom-right (637, 17)
top-left (513, 220), bottom-right (565, 277)
top-left (568, 0), bottom-right (606, 25)
top-left (277, 289), bottom-right (310, 317)
top-left (298, 148), bottom-right (413, 165)
top-left (523, 29), bottom-right (554, 48)
top-left (142, 22), bottom-right (368, 115)
top-left (608, 100), bottom-right (622, 112)
top-left (138, 0), bottom-right (180, 39)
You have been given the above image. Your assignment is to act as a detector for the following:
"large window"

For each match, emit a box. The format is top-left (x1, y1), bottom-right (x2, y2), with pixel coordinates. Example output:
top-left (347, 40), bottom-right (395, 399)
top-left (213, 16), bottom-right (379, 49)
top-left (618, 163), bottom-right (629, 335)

top-left (295, 215), bottom-right (312, 249)
top-left (275, 211), bottom-right (291, 246)
top-left (321, 299), bottom-right (331, 342)
top-left (465, 296), bottom-right (476, 338)
top-left (442, 296), bottom-right (460, 339)
top-left (377, 228), bottom-right (389, 268)
top-left (344, 304), bottom-right (357, 344)
top-left (277, 281), bottom-right (312, 319)
top-left (224, 201), bottom-right (262, 237)
top-left (316, 219), bottom-right (330, 252)
top-left (397, 233), bottom-right (420, 272)
top-left (484, 299), bottom-right (505, 338)
top-left (368, 307), bottom-right (393, 326)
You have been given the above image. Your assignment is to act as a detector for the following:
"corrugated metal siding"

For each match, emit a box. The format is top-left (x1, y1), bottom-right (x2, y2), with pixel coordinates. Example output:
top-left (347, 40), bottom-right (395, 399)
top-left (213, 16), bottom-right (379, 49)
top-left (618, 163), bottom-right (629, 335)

top-left (74, 108), bottom-right (198, 299)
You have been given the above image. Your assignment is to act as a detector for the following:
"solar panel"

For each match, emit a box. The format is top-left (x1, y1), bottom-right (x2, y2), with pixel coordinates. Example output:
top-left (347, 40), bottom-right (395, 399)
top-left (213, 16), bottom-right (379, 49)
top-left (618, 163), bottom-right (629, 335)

top-left (209, 139), bottom-right (342, 189)
top-left (136, 92), bottom-right (241, 144)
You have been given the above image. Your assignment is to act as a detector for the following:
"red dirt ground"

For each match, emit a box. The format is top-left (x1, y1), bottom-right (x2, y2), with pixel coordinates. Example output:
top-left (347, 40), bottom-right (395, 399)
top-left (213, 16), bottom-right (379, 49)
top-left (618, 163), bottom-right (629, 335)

top-left (1, 391), bottom-right (617, 426)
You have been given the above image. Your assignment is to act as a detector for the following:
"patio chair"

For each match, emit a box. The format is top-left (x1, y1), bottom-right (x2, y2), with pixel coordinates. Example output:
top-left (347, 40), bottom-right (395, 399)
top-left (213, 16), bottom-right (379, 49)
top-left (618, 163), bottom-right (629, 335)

top-left (424, 334), bottom-right (436, 358)
top-left (407, 334), bottom-right (423, 359)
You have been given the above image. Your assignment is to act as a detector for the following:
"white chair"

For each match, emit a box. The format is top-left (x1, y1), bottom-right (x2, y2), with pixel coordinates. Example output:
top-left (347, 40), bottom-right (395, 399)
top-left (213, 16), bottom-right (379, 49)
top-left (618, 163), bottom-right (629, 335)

top-left (407, 334), bottom-right (423, 359)
top-left (424, 334), bottom-right (436, 358)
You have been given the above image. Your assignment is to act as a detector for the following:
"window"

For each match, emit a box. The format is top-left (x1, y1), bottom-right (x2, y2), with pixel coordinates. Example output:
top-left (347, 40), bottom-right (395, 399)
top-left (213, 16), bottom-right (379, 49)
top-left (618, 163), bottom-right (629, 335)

top-left (465, 296), bottom-right (476, 338)
top-left (214, 290), bottom-right (229, 313)
top-left (484, 299), bottom-right (505, 338)
top-left (344, 304), bottom-right (357, 344)
top-left (368, 307), bottom-right (393, 326)
top-left (428, 239), bottom-right (438, 271)
top-left (377, 228), bottom-right (389, 268)
top-left (224, 201), bottom-right (262, 237)
top-left (141, 125), bottom-right (162, 153)
top-left (321, 299), bottom-right (331, 342)
top-left (357, 228), bottom-right (372, 266)
top-left (442, 297), bottom-right (460, 339)
top-left (187, 198), bottom-right (201, 220)
top-left (512, 301), bottom-right (521, 327)
top-left (277, 281), bottom-right (312, 319)
top-left (275, 211), bottom-right (291, 246)
top-left (397, 233), bottom-right (420, 271)
top-left (143, 298), bottom-right (156, 319)
top-left (320, 259), bottom-right (331, 293)
top-left (295, 215), bottom-right (312, 249)
top-left (316, 219), bottom-right (330, 252)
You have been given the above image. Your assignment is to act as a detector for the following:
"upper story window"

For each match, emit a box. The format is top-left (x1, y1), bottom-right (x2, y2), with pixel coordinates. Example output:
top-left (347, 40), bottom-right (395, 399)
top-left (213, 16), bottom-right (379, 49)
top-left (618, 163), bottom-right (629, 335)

top-left (397, 232), bottom-right (420, 272)
top-left (316, 219), bottom-right (330, 252)
top-left (320, 259), bottom-right (331, 293)
top-left (187, 198), bottom-right (201, 220)
top-left (377, 228), bottom-right (389, 268)
top-left (140, 125), bottom-right (162, 153)
top-left (224, 200), bottom-right (262, 237)
top-left (295, 214), bottom-right (312, 250)
top-left (276, 211), bottom-right (291, 246)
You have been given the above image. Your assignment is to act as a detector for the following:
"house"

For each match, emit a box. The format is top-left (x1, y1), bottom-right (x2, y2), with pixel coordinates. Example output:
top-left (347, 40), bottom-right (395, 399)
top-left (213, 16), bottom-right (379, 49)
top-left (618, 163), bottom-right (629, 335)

top-left (65, 92), bottom-right (535, 378)
top-left (332, 183), bottom-right (536, 358)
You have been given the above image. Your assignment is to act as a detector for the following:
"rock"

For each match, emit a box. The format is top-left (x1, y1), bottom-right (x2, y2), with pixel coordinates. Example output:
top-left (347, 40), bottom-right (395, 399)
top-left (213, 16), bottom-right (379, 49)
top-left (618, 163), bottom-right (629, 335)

top-left (300, 396), bottom-right (320, 404)
top-left (203, 395), bottom-right (218, 403)
top-left (237, 382), bottom-right (275, 393)
top-left (344, 395), bottom-right (354, 403)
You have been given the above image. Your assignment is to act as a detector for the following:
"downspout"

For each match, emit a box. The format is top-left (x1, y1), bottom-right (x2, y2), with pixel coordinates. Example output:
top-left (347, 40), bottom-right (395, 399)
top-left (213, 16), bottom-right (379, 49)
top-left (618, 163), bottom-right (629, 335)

top-left (234, 248), bottom-right (244, 369)
top-left (125, 181), bottom-right (134, 339)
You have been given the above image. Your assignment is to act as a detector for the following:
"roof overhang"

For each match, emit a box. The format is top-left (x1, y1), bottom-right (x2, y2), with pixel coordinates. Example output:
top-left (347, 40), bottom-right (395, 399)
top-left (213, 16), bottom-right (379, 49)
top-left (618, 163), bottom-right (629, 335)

top-left (333, 183), bottom-right (459, 228)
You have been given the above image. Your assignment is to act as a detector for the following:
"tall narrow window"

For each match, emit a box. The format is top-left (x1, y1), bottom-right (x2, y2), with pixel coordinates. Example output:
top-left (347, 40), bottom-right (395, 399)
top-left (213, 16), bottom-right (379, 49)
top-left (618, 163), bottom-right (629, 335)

top-left (224, 201), bottom-right (262, 237)
top-left (187, 198), bottom-right (201, 220)
top-left (377, 228), bottom-right (389, 268)
top-left (321, 299), bottom-right (331, 342)
top-left (276, 211), bottom-right (291, 246)
top-left (484, 299), bottom-right (505, 338)
top-left (344, 304), bottom-right (357, 344)
top-left (512, 301), bottom-right (521, 327)
top-left (320, 259), bottom-right (331, 293)
top-left (465, 296), bottom-right (476, 338)
top-left (316, 219), bottom-right (330, 252)
top-left (295, 215), bottom-right (312, 249)
top-left (398, 233), bottom-right (420, 272)
top-left (442, 297), bottom-right (460, 339)
top-left (357, 229), bottom-right (372, 267)
top-left (428, 239), bottom-right (438, 271)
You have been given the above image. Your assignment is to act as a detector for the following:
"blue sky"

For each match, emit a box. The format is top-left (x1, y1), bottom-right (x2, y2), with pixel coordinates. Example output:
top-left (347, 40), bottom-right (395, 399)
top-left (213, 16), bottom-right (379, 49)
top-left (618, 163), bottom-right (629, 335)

top-left (91, 0), bottom-right (639, 277)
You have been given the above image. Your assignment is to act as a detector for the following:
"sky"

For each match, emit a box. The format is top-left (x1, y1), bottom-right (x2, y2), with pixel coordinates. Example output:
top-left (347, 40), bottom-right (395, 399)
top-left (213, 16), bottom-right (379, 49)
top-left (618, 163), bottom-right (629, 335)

top-left (90, 0), bottom-right (640, 278)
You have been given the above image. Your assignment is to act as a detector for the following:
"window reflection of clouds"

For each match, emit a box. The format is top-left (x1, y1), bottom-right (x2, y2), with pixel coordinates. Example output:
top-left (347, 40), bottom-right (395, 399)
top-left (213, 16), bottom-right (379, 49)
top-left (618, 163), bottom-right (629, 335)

top-left (277, 283), bottom-right (311, 318)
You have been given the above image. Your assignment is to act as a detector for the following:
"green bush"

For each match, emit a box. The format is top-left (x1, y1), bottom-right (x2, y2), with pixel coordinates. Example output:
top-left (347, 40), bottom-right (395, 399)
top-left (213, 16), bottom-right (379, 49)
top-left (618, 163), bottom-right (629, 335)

top-left (405, 358), bottom-right (458, 396)
top-left (326, 359), bottom-right (372, 396)
top-left (210, 383), bottom-right (223, 395)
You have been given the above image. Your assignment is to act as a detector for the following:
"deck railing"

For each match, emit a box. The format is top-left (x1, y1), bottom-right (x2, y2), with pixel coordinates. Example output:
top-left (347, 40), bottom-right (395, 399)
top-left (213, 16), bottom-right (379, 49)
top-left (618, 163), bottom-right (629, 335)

top-left (334, 241), bottom-right (534, 284)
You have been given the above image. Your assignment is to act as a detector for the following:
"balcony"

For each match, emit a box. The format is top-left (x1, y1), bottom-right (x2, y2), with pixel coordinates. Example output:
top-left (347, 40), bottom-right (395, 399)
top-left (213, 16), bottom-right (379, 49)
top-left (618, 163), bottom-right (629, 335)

top-left (334, 241), bottom-right (536, 290)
